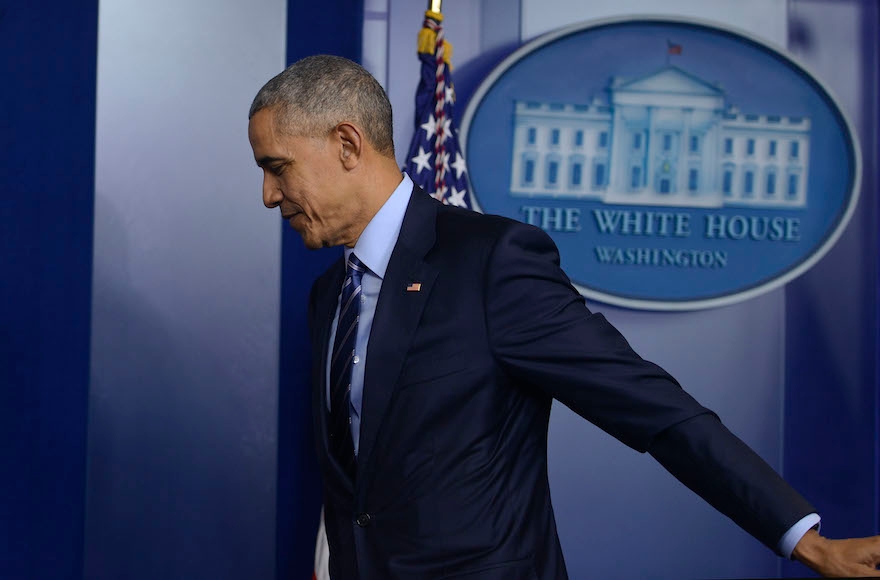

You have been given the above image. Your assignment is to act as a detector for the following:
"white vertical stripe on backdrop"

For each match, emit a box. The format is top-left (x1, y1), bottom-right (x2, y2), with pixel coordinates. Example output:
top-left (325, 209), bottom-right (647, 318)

top-left (363, 0), bottom-right (390, 89)
top-left (87, 0), bottom-right (286, 577)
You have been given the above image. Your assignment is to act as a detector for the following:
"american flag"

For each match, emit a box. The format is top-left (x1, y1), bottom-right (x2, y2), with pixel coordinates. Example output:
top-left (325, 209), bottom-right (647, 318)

top-left (403, 10), bottom-right (472, 209)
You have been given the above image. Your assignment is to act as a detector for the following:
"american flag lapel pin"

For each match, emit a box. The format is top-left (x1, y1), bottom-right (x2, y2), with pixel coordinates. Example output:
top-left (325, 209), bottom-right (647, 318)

top-left (406, 282), bottom-right (422, 292)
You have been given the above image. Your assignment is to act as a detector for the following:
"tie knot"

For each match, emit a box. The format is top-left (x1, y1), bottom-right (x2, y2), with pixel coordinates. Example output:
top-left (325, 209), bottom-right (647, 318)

top-left (347, 253), bottom-right (365, 284)
top-left (347, 253), bottom-right (364, 273)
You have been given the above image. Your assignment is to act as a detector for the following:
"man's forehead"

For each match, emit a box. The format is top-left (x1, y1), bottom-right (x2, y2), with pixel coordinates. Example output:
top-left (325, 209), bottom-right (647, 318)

top-left (248, 116), bottom-right (282, 162)
top-left (250, 109), bottom-right (292, 147)
top-left (249, 107), bottom-right (330, 161)
top-left (249, 109), bottom-right (272, 136)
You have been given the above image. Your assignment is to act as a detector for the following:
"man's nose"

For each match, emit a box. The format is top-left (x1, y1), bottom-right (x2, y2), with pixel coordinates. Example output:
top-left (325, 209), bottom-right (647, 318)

top-left (262, 176), bottom-right (282, 209)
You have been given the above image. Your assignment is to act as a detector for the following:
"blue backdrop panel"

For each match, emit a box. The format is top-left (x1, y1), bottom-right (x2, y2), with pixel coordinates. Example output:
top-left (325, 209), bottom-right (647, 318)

top-left (0, 0), bottom-right (98, 578)
top-left (276, 2), bottom-right (363, 578)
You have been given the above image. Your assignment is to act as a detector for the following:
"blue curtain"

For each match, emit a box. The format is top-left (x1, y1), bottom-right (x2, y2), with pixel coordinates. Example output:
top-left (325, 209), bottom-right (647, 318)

top-left (276, 2), bottom-right (364, 578)
top-left (0, 1), bottom-right (99, 578)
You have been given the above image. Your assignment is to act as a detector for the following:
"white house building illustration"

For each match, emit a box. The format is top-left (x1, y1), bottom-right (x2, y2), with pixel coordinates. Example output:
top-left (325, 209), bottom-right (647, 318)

top-left (509, 66), bottom-right (810, 208)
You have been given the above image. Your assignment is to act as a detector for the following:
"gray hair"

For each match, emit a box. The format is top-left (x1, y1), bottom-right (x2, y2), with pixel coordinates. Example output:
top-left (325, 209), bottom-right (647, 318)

top-left (249, 55), bottom-right (395, 157)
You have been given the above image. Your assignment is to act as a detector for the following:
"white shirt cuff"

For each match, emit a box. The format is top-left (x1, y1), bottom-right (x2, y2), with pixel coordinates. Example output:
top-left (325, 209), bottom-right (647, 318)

top-left (778, 513), bottom-right (821, 559)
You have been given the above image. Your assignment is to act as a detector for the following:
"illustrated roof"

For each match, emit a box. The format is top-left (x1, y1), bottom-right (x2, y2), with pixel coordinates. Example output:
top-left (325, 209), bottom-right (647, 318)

top-left (613, 66), bottom-right (723, 96)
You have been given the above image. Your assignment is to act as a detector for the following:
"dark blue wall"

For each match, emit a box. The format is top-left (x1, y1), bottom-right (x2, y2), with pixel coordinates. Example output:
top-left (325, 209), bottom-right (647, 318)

top-left (275, 2), bottom-right (362, 579)
top-left (0, 1), bottom-right (98, 578)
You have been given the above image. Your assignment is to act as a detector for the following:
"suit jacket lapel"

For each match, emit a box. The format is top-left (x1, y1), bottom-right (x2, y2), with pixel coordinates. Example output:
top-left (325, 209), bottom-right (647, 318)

top-left (357, 188), bottom-right (439, 485)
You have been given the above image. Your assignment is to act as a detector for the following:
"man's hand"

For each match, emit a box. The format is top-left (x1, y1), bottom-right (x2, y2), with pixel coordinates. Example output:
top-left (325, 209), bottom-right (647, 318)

top-left (793, 529), bottom-right (880, 577)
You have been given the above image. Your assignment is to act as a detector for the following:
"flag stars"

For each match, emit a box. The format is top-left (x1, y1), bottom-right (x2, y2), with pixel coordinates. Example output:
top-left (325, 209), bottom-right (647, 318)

top-left (436, 118), bottom-right (453, 144)
top-left (451, 152), bottom-right (467, 179)
top-left (410, 146), bottom-right (433, 174)
top-left (420, 114), bottom-right (438, 140)
top-left (445, 85), bottom-right (455, 104)
top-left (447, 186), bottom-right (468, 208)
top-left (438, 151), bottom-right (451, 173)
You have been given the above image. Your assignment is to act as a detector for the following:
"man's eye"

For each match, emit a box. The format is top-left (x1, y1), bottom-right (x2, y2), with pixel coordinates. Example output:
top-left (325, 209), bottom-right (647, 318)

top-left (269, 165), bottom-right (284, 176)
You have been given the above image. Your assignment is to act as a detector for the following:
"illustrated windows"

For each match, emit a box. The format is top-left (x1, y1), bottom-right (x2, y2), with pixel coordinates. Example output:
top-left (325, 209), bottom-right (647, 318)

top-left (527, 127), bottom-right (536, 145)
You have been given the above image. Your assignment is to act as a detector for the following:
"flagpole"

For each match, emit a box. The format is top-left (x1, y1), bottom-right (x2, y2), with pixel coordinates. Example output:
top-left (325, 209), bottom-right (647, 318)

top-left (430, 0), bottom-right (442, 13)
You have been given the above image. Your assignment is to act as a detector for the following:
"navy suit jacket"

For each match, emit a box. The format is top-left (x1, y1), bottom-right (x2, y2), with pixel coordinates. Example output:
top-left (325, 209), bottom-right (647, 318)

top-left (307, 187), bottom-right (814, 579)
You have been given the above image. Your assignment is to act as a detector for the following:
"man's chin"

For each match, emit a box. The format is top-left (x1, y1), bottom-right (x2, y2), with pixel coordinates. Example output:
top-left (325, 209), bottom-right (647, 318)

top-left (300, 235), bottom-right (326, 250)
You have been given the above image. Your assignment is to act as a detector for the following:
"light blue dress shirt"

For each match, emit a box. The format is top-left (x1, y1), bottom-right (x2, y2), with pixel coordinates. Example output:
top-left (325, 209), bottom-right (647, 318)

top-left (324, 172), bottom-right (817, 557)
top-left (326, 173), bottom-right (413, 456)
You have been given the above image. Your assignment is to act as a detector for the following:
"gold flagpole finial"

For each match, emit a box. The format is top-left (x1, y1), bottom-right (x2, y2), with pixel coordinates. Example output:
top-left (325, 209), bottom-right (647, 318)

top-left (429, 0), bottom-right (442, 14)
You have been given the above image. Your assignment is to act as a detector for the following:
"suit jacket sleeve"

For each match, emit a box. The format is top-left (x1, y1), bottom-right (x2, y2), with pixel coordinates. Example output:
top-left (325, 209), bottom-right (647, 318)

top-left (483, 221), bottom-right (815, 555)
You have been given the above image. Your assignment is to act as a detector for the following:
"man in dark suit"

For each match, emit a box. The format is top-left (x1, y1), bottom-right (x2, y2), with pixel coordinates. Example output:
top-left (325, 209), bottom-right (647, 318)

top-left (248, 55), bottom-right (880, 579)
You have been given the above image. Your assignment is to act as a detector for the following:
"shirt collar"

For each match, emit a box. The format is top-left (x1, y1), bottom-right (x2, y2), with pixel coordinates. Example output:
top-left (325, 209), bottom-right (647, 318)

top-left (345, 173), bottom-right (413, 280)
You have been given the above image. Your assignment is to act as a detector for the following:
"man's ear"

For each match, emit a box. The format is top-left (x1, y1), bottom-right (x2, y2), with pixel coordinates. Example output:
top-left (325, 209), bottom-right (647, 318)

top-left (336, 122), bottom-right (363, 169)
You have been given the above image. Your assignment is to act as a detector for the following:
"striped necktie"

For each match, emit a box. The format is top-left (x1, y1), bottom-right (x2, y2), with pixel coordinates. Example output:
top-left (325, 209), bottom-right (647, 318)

top-left (329, 254), bottom-right (364, 479)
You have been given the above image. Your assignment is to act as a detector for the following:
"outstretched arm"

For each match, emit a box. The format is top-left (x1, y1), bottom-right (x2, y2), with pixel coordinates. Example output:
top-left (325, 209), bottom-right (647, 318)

top-left (485, 221), bottom-right (879, 576)
top-left (652, 415), bottom-right (880, 577)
